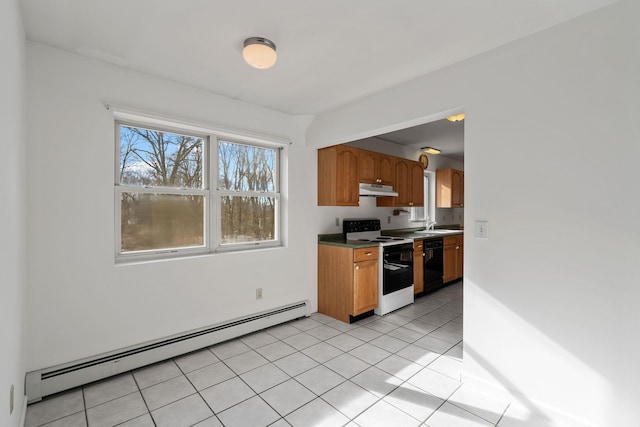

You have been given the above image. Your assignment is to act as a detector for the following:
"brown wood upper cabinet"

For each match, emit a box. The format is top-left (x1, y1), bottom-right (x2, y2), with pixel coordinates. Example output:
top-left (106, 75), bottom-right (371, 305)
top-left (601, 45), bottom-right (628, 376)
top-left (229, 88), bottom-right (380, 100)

top-left (410, 161), bottom-right (425, 207)
top-left (318, 145), bottom-right (423, 207)
top-left (318, 145), bottom-right (360, 206)
top-left (358, 150), bottom-right (394, 186)
top-left (378, 158), bottom-right (424, 207)
top-left (436, 168), bottom-right (464, 208)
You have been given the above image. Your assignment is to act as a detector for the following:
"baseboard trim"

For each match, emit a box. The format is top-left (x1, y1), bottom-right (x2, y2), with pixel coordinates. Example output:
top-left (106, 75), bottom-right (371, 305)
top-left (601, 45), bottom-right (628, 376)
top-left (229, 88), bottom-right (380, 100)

top-left (26, 300), bottom-right (309, 402)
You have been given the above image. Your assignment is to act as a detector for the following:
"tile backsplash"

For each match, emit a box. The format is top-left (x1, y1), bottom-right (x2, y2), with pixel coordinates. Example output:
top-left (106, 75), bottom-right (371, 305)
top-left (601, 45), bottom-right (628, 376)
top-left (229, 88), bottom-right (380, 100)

top-left (435, 207), bottom-right (464, 227)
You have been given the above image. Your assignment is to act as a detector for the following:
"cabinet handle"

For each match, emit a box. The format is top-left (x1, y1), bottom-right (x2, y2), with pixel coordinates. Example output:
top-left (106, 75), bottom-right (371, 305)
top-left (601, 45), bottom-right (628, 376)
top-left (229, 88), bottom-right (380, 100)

top-left (364, 252), bottom-right (372, 256)
top-left (456, 246), bottom-right (460, 249)
top-left (409, 202), bottom-right (413, 206)
top-left (355, 265), bottom-right (360, 270)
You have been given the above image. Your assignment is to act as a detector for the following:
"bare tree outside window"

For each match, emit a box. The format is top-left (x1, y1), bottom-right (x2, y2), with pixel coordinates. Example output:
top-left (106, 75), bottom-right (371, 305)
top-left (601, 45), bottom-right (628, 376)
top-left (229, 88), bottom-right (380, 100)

top-left (217, 141), bottom-right (278, 245)
top-left (118, 124), bottom-right (205, 253)
top-left (120, 125), bottom-right (203, 188)
top-left (116, 121), bottom-right (281, 258)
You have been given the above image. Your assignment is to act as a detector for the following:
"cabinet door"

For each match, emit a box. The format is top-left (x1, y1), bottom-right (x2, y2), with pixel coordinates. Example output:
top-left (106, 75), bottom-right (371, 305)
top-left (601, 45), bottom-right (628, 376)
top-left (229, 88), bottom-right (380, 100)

top-left (443, 243), bottom-right (457, 283)
top-left (460, 171), bottom-right (464, 207)
top-left (452, 170), bottom-right (464, 207)
top-left (358, 150), bottom-right (378, 184)
top-left (413, 240), bottom-right (424, 294)
top-left (378, 155), bottom-right (395, 186)
top-left (455, 238), bottom-right (464, 279)
top-left (410, 162), bottom-right (424, 207)
top-left (353, 259), bottom-right (378, 315)
top-left (443, 236), bottom-right (457, 283)
top-left (443, 236), bottom-right (463, 282)
top-left (436, 168), bottom-right (464, 208)
top-left (335, 146), bottom-right (359, 206)
top-left (394, 159), bottom-right (411, 206)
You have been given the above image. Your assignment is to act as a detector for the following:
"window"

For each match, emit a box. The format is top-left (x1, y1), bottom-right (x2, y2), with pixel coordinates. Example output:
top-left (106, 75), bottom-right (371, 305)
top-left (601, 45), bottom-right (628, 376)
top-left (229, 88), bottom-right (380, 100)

top-left (216, 140), bottom-right (279, 248)
top-left (115, 119), bottom-right (281, 259)
top-left (410, 171), bottom-right (435, 223)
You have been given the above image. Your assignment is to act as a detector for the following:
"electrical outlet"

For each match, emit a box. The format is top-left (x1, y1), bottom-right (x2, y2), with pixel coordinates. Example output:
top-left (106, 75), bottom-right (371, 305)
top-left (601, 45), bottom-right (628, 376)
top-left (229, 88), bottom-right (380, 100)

top-left (387, 216), bottom-right (391, 224)
top-left (256, 288), bottom-right (263, 299)
top-left (335, 217), bottom-right (340, 227)
top-left (9, 384), bottom-right (14, 415)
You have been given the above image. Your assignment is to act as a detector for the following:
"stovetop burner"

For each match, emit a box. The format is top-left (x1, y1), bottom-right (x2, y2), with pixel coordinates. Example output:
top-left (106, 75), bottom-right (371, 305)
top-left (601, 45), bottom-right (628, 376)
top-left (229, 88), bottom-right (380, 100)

top-left (357, 236), bottom-right (410, 242)
top-left (344, 219), bottom-right (414, 246)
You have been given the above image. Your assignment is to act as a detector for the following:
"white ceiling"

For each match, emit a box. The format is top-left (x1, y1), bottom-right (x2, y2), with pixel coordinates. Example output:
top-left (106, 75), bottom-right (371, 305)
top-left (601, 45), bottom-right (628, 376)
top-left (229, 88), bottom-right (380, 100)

top-left (377, 118), bottom-right (465, 162)
top-left (19, 0), bottom-right (616, 117)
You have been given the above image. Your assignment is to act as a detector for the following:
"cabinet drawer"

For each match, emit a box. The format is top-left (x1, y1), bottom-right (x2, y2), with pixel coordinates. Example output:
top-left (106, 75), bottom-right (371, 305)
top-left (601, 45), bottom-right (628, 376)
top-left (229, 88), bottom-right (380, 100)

top-left (414, 240), bottom-right (424, 251)
top-left (354, 247), bottom-right (378, 262)
top-left (443, 235), bottom-right (463, 246)
top-left (443, 236), bottom-right (457, 246)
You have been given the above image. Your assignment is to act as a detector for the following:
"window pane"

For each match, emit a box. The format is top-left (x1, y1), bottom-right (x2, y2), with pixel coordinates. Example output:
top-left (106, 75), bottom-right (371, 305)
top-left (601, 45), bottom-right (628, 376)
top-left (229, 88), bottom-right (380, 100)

top-left (119, 124), bottom-right (204, 189)
top-left (218, 141), bottom-right (276, 192)
top-left (120, 193), bottom-right (204, 253)
top-left (220, 196), bottom-right (276, 244)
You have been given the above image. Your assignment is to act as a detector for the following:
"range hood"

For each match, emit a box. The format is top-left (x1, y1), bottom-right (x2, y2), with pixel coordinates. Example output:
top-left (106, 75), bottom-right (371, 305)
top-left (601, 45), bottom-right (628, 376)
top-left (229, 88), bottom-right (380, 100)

top-left (359, 183), bottom-right (399, 197)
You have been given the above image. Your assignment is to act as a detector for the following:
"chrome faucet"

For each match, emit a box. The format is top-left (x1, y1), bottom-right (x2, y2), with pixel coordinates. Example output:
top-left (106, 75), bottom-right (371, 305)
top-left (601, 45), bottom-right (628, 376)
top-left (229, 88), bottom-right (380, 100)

top-left (425, 219), bottom-right (437, 230)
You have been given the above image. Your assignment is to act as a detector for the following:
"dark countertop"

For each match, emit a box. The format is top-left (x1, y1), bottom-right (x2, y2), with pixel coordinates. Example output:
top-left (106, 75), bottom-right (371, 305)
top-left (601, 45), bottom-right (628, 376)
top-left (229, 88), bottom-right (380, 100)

top-left (318, 227), bottom-right (463, 248)
top-left (383, 228), bottom-right (463, 240)
top-left (317, 233), bottom-right (379, 248)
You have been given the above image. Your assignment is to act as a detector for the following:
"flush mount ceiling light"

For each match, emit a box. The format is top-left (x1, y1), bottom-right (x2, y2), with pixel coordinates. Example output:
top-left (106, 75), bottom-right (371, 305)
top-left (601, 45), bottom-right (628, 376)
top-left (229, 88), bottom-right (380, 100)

top-left (422, 147), bottom-right (441, 155)
top-left (242, 37), bottom-right (277, 69)
top-left (447, 113), bottom-right (465, 122)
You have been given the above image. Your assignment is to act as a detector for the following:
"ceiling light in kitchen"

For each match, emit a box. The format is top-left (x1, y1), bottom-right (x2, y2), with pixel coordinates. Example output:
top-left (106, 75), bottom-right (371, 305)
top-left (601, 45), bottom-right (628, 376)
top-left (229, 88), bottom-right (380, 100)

top-left (447, 113), bottom-right (465, 122)
top-left (422, 147), bottom-right (441, 155)
top-left (243, 37), bottom-right (277, 69)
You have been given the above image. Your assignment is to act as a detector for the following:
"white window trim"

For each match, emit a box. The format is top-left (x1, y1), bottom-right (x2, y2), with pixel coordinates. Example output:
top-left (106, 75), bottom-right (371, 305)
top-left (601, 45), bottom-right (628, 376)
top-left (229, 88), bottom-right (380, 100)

top-left (212, 138), bottom-right (282, 252)
top-left (114, 113), bottom-right (285, 262)
top-left (410, 170), bottom-right (436, 223)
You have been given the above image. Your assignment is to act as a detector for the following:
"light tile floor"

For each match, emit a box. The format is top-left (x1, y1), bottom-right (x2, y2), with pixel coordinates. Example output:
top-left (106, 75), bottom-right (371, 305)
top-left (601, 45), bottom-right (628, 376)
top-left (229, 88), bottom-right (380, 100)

top-left (24, 282), bottom-right (545, 427)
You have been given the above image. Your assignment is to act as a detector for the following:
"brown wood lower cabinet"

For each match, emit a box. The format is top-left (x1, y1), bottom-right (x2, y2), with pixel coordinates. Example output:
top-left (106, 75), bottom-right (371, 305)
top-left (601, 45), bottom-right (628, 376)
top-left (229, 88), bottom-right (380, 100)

top-left (413, 239), bottom-right (424, 294)
top-left (318, 244), bottom-right (379, 323)
top-left (443, 235), bottom-right (463, 283)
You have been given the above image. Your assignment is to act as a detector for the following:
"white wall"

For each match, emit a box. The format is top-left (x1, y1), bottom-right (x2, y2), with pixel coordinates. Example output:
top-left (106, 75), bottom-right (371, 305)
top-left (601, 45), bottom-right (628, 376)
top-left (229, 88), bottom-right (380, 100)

top-left (308, 1), bottom-right (639, 425)
top-left (0, 0), bottom-right (27, 425)
top-left (25, 43), bottom-right (317, 370)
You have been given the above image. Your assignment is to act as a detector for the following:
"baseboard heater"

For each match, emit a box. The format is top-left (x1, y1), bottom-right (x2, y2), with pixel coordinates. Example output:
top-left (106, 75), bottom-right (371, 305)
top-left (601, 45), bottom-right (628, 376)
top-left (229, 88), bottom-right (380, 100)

top-left (25, 300), bottom-right (309, 403)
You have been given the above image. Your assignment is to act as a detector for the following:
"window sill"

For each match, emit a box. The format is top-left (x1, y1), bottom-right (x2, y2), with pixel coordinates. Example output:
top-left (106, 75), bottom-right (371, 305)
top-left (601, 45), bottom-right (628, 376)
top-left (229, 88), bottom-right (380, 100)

top-left (115, 243), bottom-right (285, 266)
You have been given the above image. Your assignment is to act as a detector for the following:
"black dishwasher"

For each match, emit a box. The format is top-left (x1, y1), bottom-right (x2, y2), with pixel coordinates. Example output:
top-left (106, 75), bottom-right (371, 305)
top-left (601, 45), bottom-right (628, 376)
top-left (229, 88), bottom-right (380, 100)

top-left (423, 238), bottom-right (444, 294)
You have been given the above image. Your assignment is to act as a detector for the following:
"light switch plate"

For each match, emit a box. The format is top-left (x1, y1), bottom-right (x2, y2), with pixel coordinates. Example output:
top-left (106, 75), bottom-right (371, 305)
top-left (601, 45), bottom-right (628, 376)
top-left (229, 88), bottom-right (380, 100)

top-left (475, 221), bottom-right (489, 239)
